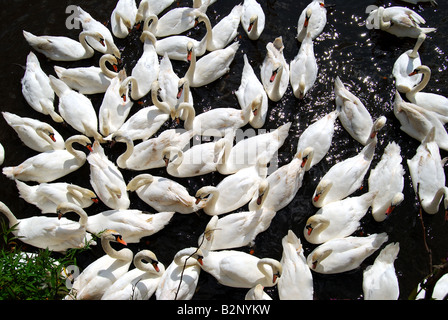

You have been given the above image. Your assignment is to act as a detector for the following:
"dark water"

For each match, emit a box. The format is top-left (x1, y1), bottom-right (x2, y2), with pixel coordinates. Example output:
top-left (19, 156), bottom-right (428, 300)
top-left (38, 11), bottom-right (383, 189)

top-left (0, 0), bottom-right (447, 300)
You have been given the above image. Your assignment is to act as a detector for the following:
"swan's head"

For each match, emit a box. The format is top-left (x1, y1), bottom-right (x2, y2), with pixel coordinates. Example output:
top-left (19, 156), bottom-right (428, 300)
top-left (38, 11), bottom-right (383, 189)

top-left (304, 215), bottom-right (329, 237)
top-left (36, 125), bottom-right (57, 142)
top-left (187, 41), bottom-right (194, 62)
top-left (250, 94), bottom-right (263, 116)
top-left (135, 250), bottom-right (161, 272)
top-left (255, 180), bottom-right (270, 206)
top-left (385, 193), bottom-right (405, 217)
top-left (309, 248), bottom-right (332, 270)
top-left (177, 78), bottom-right (189, 99)
top-left (142, 14), bottom-right (158, 32)
top-left (304, 8), bottom-right (312, 27)
top-left (409, 65), bottom-right (430, 77)
top-left (270, 63), bottom-right (282, 83)
top-left (101, 229), bottom-right (127, 246)
top-left (195, 186), bottom-right (217, 205)
top-left (313, 180), bottom-right (332, 206)
top-left (174, 247), bottom-right (204, 266)
top-left (140, 30), bottom-right (156, 45)
top-left (195, 12), bottom-right (209, 26)
top-left (298, 147), bottom-right (314, 171)
top-left (369, 116), bottom-right (387, 140)
top-left (248, 15), bottom-right (258, 32)
top-left (66, 135), bottom-right (93, 152)
top-left (56, 202), bottom-right (81, 220)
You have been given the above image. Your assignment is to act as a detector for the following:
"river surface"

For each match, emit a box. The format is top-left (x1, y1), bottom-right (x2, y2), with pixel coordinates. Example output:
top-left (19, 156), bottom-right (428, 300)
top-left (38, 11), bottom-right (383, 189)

top-left (0, 0), bottom-right (447, 300)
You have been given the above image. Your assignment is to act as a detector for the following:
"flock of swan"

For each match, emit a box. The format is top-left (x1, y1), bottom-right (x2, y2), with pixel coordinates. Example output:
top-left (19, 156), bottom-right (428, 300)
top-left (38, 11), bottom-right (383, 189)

top-left (0, 0), bottom-right (447, 300)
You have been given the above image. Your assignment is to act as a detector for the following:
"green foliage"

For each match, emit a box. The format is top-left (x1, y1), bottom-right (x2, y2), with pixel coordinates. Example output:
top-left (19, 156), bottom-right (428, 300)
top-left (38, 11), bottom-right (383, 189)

top-left (0, 219), bottom-right (93, 300)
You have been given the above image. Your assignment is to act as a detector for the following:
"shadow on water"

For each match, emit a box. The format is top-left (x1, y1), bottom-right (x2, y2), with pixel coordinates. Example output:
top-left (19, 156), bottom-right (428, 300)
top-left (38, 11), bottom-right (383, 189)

top-left (0, 0), bottom-right (447, 300)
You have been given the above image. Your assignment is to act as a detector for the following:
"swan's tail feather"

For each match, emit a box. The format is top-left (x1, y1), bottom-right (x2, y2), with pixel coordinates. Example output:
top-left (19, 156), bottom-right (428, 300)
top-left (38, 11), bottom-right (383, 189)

top-left (53, 66), bottom-right (67, 79)
top-left (376, 242), bottom-right (400, 264)
top-left (421, 27), bottom-right (437, 34)
top-left (2, 166), bottom-right (20, 180)
top-left (15, 180), bottom-right (36, 204)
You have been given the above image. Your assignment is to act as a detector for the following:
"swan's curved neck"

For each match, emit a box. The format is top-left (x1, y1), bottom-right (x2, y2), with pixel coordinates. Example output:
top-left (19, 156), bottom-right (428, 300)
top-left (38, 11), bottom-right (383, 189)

top-left (199, 187), bottom-right (219, 213)
top-left (270, 65), bottom-right (284, 101)
top-left (216, 134), bottom-right (234, 174)
top-left (173, 248), bottom-right (201, 267)
top-left (66, 185), bottom-right (95, 204)
top-left (127, 175), bottom-right (154, 191)
top-left (124, 77), bottom-right (143, 101)
top-left (164, 146), bottom-right (183, 169)
top-left (102, 238), bottom-right (133, 261)
top-left (65, 137), bottom-right (88, 161)
top-left (257, 258), bottom-right (282, 284)
top-left (151, 86), bottom-right (172, 114)
top-left (116, 135), bottom-right (134, 166)
top-left (423, 187), bottom-right (448, 213)
top-left (63, 205), bottom-right (89, 227)
top-left (0, 202), bottom-right (18, 227)
top-left (177, 102), bottom-right (196, 131)
top-left (99, 54), bottom-right (118, 78)
top-left (409, 67), bottom-right (431, 96)
top-left (78, 31), bottom-right (96, 57)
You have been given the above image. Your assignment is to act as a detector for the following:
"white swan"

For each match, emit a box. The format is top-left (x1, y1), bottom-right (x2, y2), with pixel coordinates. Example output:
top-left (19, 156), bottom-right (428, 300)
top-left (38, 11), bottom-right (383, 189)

top-left (197, 207), bottom-right (276, 251)
top-left (144, 13), bottom-right (207, 62)
top-left (406, 65), bottom-right (448, 119)
top-left (290, 32), bottom-right (318, 99)
top-left (368, 142), bottom-right (405, 222)
top-left (87, 140), bottom-right (130, 210)
top-left (245, 284), bottom-right (272, 300)
top-left (306, 233), bottom-right (389, 274)
top-left (151, 0), bottom-right (210, 37)
top-left (111, 129), bottom-right (193, 170)
top-left (102, 249), bottom-right (164, 300)
top-left (155, 247), bottom-right (202, 300)
top-left (205, 4), bottom-right (242, 51)
top-left (127, 173), bottom-right (205, 214)
top-left (260, 37), bottom-right (289, 102)
top-left (241, 0), bottom-right (265, 41)
top-left (135, 0), bottom-right (175, 23)
top-left (295, 110), bottom-right (338, 168)
top-left (198, 248), bottom-right (283, 289)
top-left (120, 31), bottom-right (159, 101)
top-left (99, 70), bottom-right (134, 137)
top-left (335, 76), bottom-right (387, 145)
top-left (54, 54), bottom-right (119, 95)
top-left (304, 192), bottom-right (377, 244)
top-left (158, 55), bottom-right (194, 115)
top-left (175, 100), bottom-right (251, 137)
top-left (184, 41), bottom-right (240, 88)
top-left (394, 91), bottom-right (448, 151)
top-left (217, 122), bottom-right (291, 175)
top-left (235, 54), bottom-right (269, 129)
top-left (363, 242), bottom-right (400, 300)
top-left (162, 139), bottom-right (226, 178)
top-left (58, 202), bottom-right (174, 244)
top-left (2, 135), bottom-right (92, 183)
top-left (369, 6), bottom-right (436, 39)
top-left (2, 111), bottom-right (65, 152)
top-left (248, 147), bottom-right (314, 212)
top-left (111, 0), bottom-right (138, 38)
top-left (15, 181), bottom-right (97, 214)
top-left (296, 0), bottom-right (327, 42)
top-left (115, 82), bottom-right (172, 141)
top-left (195, 159), bottom-right (268, 216)
top-left (392, 48), bottom-right (422, 93)
top-left (407, 127), bottom-right (448, 215)
top-left (277, 230), bottom-right (313, 300)
top-left (64, 230), bottom-right (133, 300)
top-left (0, 200), bottom-right (94, 253)
top-left (312, 141), bottom-right (376, 207)
top-left (49, 76), bottom-right (103, 142)
top-left (20, 51), bottom-right (62, 123)
top-left (75, 6), bottom-right (121, 58)
top-left (23, 30), bottom-right (106, 61)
